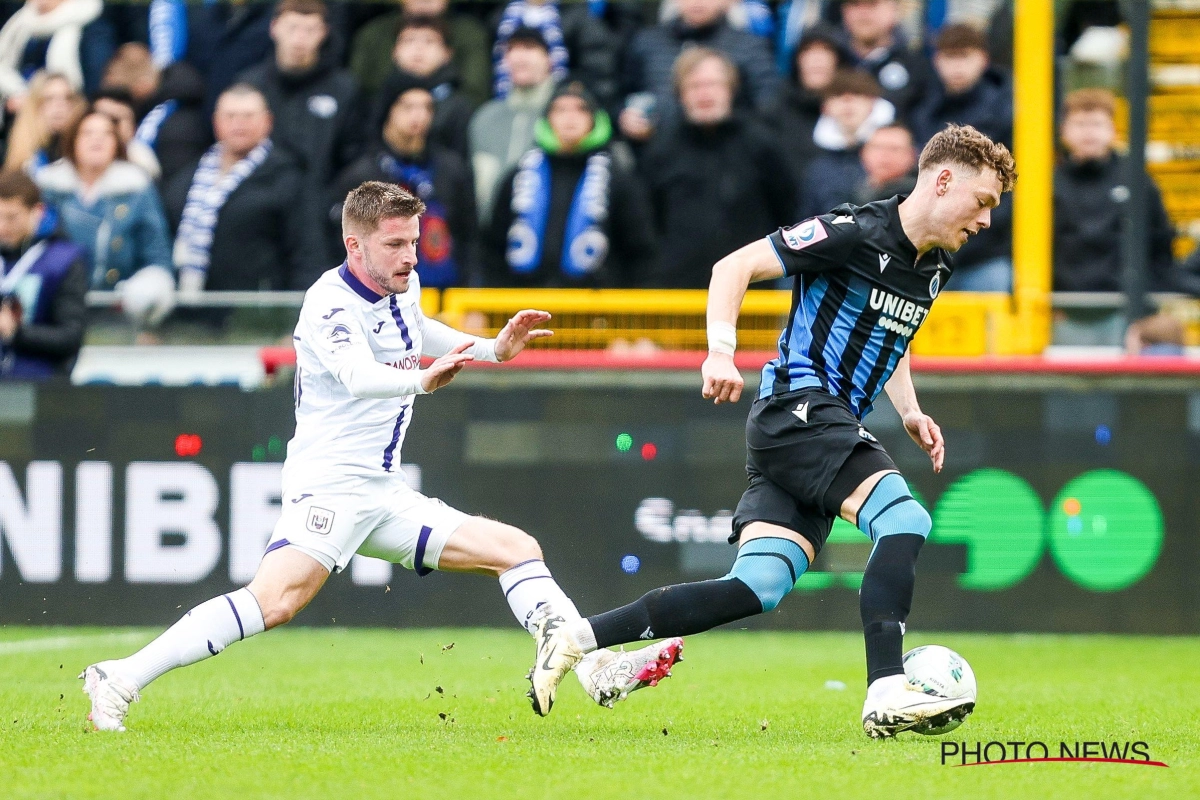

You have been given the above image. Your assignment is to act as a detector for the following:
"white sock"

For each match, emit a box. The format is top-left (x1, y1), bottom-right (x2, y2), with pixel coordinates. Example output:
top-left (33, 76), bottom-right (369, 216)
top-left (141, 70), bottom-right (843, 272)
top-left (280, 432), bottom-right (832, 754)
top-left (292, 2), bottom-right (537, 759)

top-left (114, 588), bottom-right (266, 690)
top-left (569, 619), bottom-right (599, 653)
top-left (867, 673), bottom-right (908, 701)
top-left (498, 559), bottom-right (581, 633)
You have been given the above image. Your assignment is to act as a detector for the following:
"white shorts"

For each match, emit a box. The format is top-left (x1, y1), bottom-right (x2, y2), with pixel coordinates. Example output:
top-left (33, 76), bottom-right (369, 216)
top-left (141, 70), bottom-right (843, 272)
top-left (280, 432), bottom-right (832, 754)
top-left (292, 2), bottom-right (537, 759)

top-left (266, 473), bottom-right (469, 573)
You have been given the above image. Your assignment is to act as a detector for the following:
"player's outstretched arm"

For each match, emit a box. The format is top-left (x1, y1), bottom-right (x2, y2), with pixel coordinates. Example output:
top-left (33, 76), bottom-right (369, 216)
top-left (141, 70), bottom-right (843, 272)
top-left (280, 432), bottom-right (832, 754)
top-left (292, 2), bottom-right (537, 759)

top-left (702, 239), bottom-right (785, 404)
top-left (883, 349), bottom-right (944, 473)
top-left (494, 309), bottom-right (553, 362)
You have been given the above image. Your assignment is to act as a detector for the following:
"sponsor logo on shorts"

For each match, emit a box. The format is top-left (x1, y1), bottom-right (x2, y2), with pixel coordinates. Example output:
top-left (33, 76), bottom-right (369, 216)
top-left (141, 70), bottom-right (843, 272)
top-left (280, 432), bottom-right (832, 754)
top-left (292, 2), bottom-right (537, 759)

top-left (858, 427), bottom-right (878, 443)
top-left (306, 506), bottom-right (336, 535)
top-left (781, 218), bottom-right (829, 250)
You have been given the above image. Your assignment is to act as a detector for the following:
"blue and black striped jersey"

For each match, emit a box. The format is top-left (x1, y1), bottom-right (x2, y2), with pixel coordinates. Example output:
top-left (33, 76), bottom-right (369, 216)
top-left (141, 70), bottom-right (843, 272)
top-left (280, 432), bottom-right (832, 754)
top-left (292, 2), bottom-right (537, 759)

top-left (760, 196), bottom-right (953, 419)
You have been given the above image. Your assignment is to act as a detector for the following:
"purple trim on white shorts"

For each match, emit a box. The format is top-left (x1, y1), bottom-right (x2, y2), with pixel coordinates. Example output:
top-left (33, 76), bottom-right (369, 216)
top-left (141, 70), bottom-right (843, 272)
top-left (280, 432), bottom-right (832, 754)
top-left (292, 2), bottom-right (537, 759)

top-left (414, 525), bottom-right (434, 576)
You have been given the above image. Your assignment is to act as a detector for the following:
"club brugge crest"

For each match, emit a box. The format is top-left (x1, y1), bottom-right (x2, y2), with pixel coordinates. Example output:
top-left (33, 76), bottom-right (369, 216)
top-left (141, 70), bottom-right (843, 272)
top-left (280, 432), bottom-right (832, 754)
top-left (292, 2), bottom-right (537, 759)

top-left (306, 506), bottom-right (336, 535)
top-left (929, 272), bottom-right (942, 299)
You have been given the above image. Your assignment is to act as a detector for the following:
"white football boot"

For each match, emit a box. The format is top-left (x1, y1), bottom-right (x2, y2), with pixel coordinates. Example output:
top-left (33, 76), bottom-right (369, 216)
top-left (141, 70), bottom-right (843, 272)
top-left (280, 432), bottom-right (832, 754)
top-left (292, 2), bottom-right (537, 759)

top-left (577, 638), bottom-right (684, 708)
top-left (527, 612), bottom-right (583, 716)
top-left (80, 662), bottom-right (140, 732)
top-left (861, 675), bottom-right (974, 739)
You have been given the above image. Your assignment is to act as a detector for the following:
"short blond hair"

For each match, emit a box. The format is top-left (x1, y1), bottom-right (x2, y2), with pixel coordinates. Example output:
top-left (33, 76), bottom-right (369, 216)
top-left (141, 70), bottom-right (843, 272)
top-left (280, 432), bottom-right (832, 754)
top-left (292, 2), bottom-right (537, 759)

top-left (342, 181), bottom-right (426, 236)
top-left (672, 47), bottom-right (739, 97)
top-left (918, 124), bottom-right (1017, 193)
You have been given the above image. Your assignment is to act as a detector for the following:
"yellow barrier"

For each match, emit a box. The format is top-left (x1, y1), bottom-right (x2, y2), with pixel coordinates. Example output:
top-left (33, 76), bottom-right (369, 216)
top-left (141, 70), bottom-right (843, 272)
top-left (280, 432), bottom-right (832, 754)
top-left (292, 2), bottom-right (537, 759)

top-left (440, 289), bottom-right (790, 351)
top-left (438, 289), bottom-right (1047, 357)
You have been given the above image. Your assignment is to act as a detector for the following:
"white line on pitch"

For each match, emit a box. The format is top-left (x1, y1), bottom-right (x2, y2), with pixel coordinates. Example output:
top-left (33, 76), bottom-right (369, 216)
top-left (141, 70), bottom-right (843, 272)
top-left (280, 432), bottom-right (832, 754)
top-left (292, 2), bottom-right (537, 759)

top-left (0, 631), bottom-right (147, 656)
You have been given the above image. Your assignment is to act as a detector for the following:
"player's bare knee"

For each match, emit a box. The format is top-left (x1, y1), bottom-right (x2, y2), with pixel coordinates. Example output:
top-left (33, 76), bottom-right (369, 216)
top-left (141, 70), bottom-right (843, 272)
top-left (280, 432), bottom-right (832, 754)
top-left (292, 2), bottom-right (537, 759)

top-left (497, 526), bottom-right (542, 571)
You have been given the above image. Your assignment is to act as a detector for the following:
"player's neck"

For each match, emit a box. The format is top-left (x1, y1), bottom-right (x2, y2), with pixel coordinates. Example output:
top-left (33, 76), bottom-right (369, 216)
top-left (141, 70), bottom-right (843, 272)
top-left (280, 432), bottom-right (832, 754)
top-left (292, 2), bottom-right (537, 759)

top-left (895, 196), bottom-right (940, 257)
top-left (346, 258), bottom-right (389, 296)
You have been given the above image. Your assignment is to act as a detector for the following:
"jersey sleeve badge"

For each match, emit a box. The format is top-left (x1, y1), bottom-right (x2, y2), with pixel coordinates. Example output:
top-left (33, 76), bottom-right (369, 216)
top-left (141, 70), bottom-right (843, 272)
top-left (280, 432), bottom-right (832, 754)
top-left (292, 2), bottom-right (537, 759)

top-left (781, 218), bottom-right (830, 250)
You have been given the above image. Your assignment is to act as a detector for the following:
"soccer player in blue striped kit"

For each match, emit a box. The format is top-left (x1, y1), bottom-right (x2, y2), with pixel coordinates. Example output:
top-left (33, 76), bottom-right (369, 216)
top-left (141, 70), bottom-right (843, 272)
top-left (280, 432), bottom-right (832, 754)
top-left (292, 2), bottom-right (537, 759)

top-left (530, 125), bottom-right (1016, 737)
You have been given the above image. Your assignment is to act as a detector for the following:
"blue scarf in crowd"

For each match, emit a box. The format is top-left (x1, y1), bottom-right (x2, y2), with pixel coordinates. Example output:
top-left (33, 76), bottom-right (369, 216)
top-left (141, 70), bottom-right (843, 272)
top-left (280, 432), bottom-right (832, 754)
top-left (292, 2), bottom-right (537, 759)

top-left (173, 140), bottom-right (271, 274)
top-left (492, 1), bottom-right (569, 97)
top-left (379, 152), bottom-right (459, 288)
top-left (506, 148), bottom-right (610, 278)
top-left (148, 0), bottom-right (188, 67)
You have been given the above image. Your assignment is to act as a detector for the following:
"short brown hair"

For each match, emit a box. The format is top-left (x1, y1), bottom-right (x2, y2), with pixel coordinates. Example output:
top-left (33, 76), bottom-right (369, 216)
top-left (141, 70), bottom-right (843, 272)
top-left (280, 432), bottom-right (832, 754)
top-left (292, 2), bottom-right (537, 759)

top-left (672, 47), bottom-right (739, 97)
top-left (1062, 88), bottom-right (1116, 120)
top-left (274, 0), bottom-right (326, 21)
top-left (0, 170), bottom-right (41, 207)
top-left (60, 110), bottom-right (128, 167)
top-left (342, 181), bottom-right (426, 235)
top-left (918, 123), bottom-right (1017, 192)
top-left (102, 43), bottom-right (159, 90)
top-left (823, 69), bottom-right (883, 100)
top-left (935, 23), bottom-right (988, 54)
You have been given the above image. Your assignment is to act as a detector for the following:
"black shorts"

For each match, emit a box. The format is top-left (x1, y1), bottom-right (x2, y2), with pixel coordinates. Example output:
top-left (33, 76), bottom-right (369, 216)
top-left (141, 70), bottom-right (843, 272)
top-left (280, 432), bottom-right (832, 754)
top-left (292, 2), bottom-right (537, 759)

top-left (730, 388), bottom-right (896, 555)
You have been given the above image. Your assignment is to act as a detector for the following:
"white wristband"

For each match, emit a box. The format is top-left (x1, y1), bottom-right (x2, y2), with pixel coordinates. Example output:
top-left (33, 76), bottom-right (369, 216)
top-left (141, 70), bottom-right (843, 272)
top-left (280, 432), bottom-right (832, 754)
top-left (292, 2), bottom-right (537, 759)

top-left (707, 321), bottom-right (737, 356)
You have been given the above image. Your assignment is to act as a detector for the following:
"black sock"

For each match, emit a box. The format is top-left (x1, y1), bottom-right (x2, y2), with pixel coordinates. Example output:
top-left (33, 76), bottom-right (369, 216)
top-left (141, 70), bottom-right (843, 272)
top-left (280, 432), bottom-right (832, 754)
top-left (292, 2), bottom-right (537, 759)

top-left (587, 578), bottom-right (764, 649)
top-left (860, 533), bottom-right (925, 685)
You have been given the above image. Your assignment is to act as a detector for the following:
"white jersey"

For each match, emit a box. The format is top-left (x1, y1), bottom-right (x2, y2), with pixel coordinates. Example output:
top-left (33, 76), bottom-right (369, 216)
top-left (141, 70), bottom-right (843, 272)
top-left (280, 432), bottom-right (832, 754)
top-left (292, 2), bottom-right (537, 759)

top-left (283, 264), bottom-right (496, 487)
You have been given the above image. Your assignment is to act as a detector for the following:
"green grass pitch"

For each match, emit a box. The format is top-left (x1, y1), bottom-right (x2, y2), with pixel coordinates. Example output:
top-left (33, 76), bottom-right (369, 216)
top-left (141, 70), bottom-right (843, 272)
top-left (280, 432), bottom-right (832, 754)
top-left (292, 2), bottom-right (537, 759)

top-left (3, 627), bottom-right (1197, 799)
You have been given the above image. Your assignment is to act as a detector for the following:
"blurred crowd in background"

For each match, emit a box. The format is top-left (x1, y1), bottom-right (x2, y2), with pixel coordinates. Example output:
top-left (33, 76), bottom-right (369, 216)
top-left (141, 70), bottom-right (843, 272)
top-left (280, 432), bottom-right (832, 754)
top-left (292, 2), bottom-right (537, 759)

top-left (1, 0), bottom-right (1200, 377)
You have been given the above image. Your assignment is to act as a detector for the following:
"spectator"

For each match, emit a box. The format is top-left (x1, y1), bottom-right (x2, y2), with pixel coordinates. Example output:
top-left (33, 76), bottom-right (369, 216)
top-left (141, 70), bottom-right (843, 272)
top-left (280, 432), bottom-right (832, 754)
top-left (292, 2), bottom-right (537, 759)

top-left (374, 15), bottom-right (474, 159)
top-left (469, 26), bottom-right (556, 223)
top-left (854, 122), bottom-right (915, 204)
top-left (184, 0), bottom-right (274, 119)
top-left (349, 0), bottom-right (491, 106)
top-left (642, 49), bottom-right (795, 288)
top-left (2, 70), bottom-right (83, 173)
top-left (164, 84), bottom-right (322, 293)
top-left (1054, 89), bottom-right (1175, 294)
top-left (102, 43), bottom-right (211, 188)
top-left (834, 0), bottom-right (932, 120)
top-left (0, 169), bottom-right (86, 379)
top-left (35, 109), bottom-right (172, 289)
top-left (769, 25), bottom-right (844, 183)
top-left (330, 78), bottom-right (476, 288)
top-left (799, 69), bottom-right (893, 219)
top-left (92, 88), bottom-right (161, 181)
top-left (240, 0), bottom-right (363, 206)
top-left (620, 0), bottom-right (779, 143)
top-left (490, 0), bottom-right (618, 107)
top-left (0, 0), bottom-right (113, 107)
top-left (910, 24), bottom-right (1012, 149)
top-left (484, 80), bottom-right (656, 288)
top-left (911, 24), bottom-right (1014, 291)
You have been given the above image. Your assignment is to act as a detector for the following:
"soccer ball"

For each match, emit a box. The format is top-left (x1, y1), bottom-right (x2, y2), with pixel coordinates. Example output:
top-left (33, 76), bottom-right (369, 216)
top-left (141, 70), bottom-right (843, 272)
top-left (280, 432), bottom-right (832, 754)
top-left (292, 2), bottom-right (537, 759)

top-left (903, 645), bottom-right (977, 735)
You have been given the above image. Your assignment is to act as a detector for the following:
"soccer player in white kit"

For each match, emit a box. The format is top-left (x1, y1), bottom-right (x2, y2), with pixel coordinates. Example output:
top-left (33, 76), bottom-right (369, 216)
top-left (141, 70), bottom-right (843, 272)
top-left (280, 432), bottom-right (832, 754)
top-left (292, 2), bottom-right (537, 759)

top-left (80, 182), bottom-right (682, 730)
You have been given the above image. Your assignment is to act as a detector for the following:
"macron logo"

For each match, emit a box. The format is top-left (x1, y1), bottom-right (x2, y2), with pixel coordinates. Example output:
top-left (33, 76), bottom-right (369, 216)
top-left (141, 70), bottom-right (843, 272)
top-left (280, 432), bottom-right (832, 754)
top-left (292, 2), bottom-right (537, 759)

top-left (792, 401), bottom-right (809, 423)
top-left (878, 253), bottom-right (891, 273)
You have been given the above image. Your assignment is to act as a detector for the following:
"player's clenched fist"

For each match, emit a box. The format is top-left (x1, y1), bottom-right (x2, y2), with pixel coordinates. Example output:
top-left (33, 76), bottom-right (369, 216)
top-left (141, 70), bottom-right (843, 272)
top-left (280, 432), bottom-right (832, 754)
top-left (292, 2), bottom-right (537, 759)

top-left (420, 342), bottom-right (474, 393)
top-left (701, 352), bottom-right (743, 404)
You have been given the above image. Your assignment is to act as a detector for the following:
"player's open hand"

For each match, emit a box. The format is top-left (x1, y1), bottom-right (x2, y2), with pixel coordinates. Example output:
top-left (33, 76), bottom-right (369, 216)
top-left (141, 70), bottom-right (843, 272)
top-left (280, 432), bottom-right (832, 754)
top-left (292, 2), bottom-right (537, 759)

top-left (902, 411), bottom-right (944, 473)
top-left (702, 353), bottom-right (743, 404)
top-left (494, 310), bottom-right (553, 362)
top-left (420, 342), bottom-right (474, 393)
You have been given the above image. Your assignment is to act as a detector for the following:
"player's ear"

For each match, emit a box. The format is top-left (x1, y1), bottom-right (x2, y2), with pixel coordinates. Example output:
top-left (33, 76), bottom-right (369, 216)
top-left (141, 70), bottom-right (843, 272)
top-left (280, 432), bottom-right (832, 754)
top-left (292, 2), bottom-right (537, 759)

top-left (935, 168), bottom-right (953, 196)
